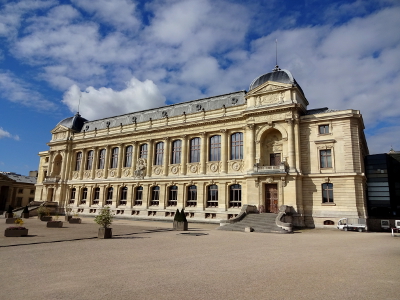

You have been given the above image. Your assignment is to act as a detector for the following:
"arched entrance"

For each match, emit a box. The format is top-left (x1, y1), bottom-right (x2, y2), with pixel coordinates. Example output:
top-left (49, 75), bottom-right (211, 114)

top-left (52, 154), bottom-right (62, 176)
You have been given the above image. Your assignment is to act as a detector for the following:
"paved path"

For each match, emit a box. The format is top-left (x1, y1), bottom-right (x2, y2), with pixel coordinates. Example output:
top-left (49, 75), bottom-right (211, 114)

top-left (1, 217), bottom-right (399, 299)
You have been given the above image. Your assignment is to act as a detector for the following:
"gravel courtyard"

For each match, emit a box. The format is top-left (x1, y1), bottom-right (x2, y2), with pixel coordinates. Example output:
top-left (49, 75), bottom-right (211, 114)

top-left (1, 217), bottom-right (399, 300)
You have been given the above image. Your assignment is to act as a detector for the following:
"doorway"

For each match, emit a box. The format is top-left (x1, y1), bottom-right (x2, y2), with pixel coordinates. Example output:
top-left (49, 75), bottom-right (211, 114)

top-left (265, 184), bottom-right (278, 213)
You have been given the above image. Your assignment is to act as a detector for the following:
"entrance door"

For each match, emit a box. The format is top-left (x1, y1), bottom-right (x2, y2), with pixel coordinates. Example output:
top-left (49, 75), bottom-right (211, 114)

top-left (265, 184), bottom-right (278, 213)
top-left (270, 153), bottom-right (281, 166)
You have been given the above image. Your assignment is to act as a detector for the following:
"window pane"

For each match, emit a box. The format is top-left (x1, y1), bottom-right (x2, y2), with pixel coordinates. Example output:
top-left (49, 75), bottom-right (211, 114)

top-left (190, 138), bottom-right (200, 163)
top-left (231, 133), bottom-right (243, 160)
top-left (172, 140), bottom-right (182, 164)
top-left (155, 142), bottom-right (164, 165)
top-left (86, 151), bottom-right (93, 170)
top-left (124, 146), bottom-right (133, 168)
top-left (209, 135), bottom-right (221, 161)
top-left (140, 144), bottom-right (148, 159)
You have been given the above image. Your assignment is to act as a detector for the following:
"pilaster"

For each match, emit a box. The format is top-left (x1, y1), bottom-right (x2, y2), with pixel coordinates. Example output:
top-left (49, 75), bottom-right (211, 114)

top-left (181, 135), bottom-right (188, 175)
top-left (200, 132), bottom-right (207, 174)
top-left (220, 129), bottom-right (228, 174)
top-left (117, 144), bottom-right (124, 178)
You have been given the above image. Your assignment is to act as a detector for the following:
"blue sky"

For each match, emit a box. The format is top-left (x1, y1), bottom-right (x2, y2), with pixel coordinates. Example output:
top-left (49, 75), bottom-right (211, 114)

top-left (1, 0), bottom-right (399, 176)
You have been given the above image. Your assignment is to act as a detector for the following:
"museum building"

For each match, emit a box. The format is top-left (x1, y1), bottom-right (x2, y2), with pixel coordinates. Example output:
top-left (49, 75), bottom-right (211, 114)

top-left (34, 66), bottom-right (369, 227)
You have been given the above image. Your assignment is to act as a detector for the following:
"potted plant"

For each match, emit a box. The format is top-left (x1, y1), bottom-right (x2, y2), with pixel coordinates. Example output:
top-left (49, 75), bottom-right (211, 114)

top-left (69, 211), bottom-right (82, 224)
top-left (173, 208), bottom-right (188, 231)
top-left (6, 205), bottom-right (14, 219)
top-left (38, 206), bottom-right (52, 221)
top-left (22, 206), bottom-right (30, 219)
top-left (94, 207), bottom-right (113, 238)
top-left (46, 214), bottom-right (63, 228)
top-left (4, 218), bottom-right (28, 237)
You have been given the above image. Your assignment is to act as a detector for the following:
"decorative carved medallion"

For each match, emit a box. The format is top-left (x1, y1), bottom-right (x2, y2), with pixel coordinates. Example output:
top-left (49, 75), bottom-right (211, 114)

top-left (124, 169), bottom-right (130, 177)
top-left (266, 177), bottom-right (273, 183)
top-left (171, 166), bottom-right (179, 174)
top-left (232, 162), bottom-right (241, 171)
top-left (210, 163), bottom-right (218, 172)
top-left (190, 165), bottom-right (198, 173)
top-left (109, 170), bottom-right (116, 177)
top-left (96, 170), bottom-right (103, 178)
top-left (84, 171), bottom-right (91, 179)
top-left (73, 172), bottom-right (79, 179)
top-left (154, 167), bottom-right (162, 175)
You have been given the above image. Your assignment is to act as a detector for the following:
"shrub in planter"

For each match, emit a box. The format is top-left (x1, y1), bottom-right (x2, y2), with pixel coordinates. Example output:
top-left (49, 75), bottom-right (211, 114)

top-left (22, 206), bottom-right (30, 218)
top-left (5, 218), bottom-right (28, 237)
top-left (173, 208), bottom-right (188, 231)
top-left (38, 206), bottom-right (51, 220)
top-left (94, 207), bottom-right (113, 239)
top-left (6, 218), bottom-right (17, 224)
top-left (6, 205), bottom-right (14, 219)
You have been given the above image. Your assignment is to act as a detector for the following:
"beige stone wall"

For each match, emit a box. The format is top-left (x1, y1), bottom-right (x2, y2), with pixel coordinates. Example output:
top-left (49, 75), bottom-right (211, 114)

top-left (35, 81), bottom-right (368, 227)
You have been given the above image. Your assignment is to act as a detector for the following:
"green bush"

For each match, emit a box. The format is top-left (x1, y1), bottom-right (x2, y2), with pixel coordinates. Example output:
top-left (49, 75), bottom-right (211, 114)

top-left (180, 209), bottom-right (187, 222)
top-left (173, 209), bottom-right (180, 221)
top-left (94, 207), bottom-right (113, 228)
top-left (37, 206), bottom-right (50, 216)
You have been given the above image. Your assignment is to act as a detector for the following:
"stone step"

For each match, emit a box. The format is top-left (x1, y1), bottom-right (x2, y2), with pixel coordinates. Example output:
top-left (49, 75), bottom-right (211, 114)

top-left (218, 213), bottom-right (289, 234)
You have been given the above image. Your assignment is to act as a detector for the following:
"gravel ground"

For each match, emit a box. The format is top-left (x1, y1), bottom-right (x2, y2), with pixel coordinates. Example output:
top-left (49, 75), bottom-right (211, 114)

top-left (1, 217), bottom-right (399, 300)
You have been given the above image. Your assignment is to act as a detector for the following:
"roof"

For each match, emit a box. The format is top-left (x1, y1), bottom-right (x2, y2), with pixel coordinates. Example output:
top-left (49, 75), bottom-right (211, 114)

top-left (305, 107), bottom-right (339, 115)
top-left (249, 66), bottom-right (304, 95)
top-left (0, 172), bottom-right (37, 184)
top-left (81, 90), bottom-right (246, 133)
top-left (56, 112), bottom-right (88, 132)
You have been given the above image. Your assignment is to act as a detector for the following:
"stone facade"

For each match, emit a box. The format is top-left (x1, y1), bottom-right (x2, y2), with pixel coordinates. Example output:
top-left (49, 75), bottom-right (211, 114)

top-left (34, 68), bottom-right (369, 227)
top-left (0, 172), bottom-right (37, 211)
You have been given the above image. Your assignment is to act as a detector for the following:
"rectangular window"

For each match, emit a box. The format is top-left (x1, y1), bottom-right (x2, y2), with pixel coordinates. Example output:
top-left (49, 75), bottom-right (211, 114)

top-left (18, 189), bottom-right (23, 194)
top-left (75, 152), bottom-right (82, 171)
top-left (120, 187), bottom-right (127, 205)
top-left (124, 146), bottom-right (133, 168)
top-left (231, 133), bottom-right (243, 160)
top-left (171, 140), bottom-right (182, 164)
top-left (135, 187), bottom-right (143, 206)
top-left (270, 153), bottom-right (281, 166)
top-left (229, 184), bottom-right (242, 208)
top-left (81, 188), bottom-right (87, 205)
top-left (319, 125), bottom-right (329, 134)
top-left (30, 190), bottom-right (35, 195)
top-left (154, 142), bottom-right (164, 165)
top-left (186, 185), bottom-right (197, 207)
top-left (207, 185), bottom-right (218, 207)
top-left (322, 183), bottom-right (334, 203)
top-left (320, 149), bottom-right (332, 168)
top-left (209, 135), bottom-right (221, 161)
top-left (151, 187), bottom-right (160, 206)
top-left (111, 147), bottom-right (119, 169)
top-left (168, 186), bottom-right (178, 206)
top-left (190, 138), bottom-right (200, 163)
top-left (139, 144), bottom-right (148, 159)
top-left (98, 149), bottom-right (106, 169)
top-left (16, 197), bottom-right (22, 207)
top-left (86, 150), bottom-right (93, 170)
top-left (93, 188), bottom-right (100, 205)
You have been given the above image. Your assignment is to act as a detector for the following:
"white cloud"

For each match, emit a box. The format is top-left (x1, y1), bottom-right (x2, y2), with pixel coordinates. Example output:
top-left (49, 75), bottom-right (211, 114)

top-left (367, 125), bottom-right (400, 154)
top-left (0, 127), bottom-right (19, 141)
top-left (0, 70), bottom-right (55, 110)
top-left (62, 77), bottom-right (166, 120)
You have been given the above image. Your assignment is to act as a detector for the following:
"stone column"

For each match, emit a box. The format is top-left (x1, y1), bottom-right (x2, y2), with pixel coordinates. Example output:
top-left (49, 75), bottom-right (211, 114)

top-left (294, 119), bottom-right (301, 173)
top-left (245, 124), bottom-right (255, 172)
top-left (146, 140), bottom-right (153, 178)
top-left (181, 135), bottom-right (188, 175)
top-left (159, 183), bottom-right (166, 209)
top-left (218, 182), bottom-right (227, 211)
top-left (177, 183), bottom-right (185, 208)
top-left (220, 129), bottom-right (228, 174)
top-left (200, 132), bottom-right (207, 174)
top-left (91, 147), bottom-right (98, 180)
top-left (48, 151), bottom-right (54, 176)
top-left (60, 150), bottom-right (68, 181)
top-left (117, 144), bottom-right (124, 178)
top-left (197, 182), bottom-right (205, 210)
top-left (286, 119), bottom-right (295, 172)
top-left (130, 142), bottom-right (137, 177)
top-left (163, 138), bottom-right (169, 177)
top-left (142, 183), bottom-right (150, 209)
top-left (104, 145), bottom-right (111, 179)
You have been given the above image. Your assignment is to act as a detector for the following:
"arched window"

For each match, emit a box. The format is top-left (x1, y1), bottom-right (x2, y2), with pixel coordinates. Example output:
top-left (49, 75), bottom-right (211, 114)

top-left (190, 138), bottom-right (200, 163)
top-left (171, 140), bottom-right (182, 164)
top-left (134, 186), bottom-right (143, 206)
top-left (151, 186), bottom-right (160, 206)
top-left (106, 187), bottom-right (113, 205)
top-left (70, 188), bottom-right (76, 204)
top-left (124, 146), bottom-right (133, 168)
top-left (322, 183), bottom-right (334, 203)
top-left (209, 135), bottom-right (221, 161)
top-left (93, 187), bottom-right (100, 205)
top-left (98, 149), bottom-right (106, 169)
top-left (231, 133), bottom-right (243, 160)
top-left (229, 184), bottom-right (242, 208)
top-left (207, 185), bottom-right (218, 207)
top-left (86, 150), bottom-right (94, 170)
top-left (324, 220), bottom-right (335, 225)
top-left (111, 147), bottom-right (119, 168)
top-left (81, 188), bottom-right (87, 204)
top-left (120, 187), bottom-right (128, 205)
top-left (154, 142), bottom-right (164, 165)
top-left (75, 152), bottom-right (82, 171)
top-left (168, 186), bottom-right (178, 206)
top-left (186, 185), bottom-right (197, 207)
top-left (139, 144), bottom-right (148, 159)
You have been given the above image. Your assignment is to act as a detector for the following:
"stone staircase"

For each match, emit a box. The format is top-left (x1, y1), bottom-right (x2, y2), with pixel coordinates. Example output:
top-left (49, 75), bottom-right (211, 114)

top-left (217, 213), bottom-right (290, 233)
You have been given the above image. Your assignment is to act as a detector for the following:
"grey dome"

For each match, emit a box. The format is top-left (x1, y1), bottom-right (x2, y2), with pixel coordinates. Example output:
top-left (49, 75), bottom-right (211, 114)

top-left (57, 113), bottom-right (88, 132)
top-left (249, 66), bottom-right (304, 95)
